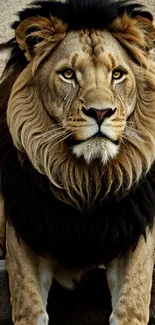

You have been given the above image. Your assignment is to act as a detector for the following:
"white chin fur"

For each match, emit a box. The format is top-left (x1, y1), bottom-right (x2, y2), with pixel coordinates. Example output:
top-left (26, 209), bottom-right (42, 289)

top-left (72, 139), bottom-right (119, 164)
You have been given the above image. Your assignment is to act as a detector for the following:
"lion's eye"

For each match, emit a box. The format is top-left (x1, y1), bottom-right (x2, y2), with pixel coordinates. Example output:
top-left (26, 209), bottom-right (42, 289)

top-left (112, 70), bottom-right (125, 80)
top-left (60, 69), bottom-right (75, 80)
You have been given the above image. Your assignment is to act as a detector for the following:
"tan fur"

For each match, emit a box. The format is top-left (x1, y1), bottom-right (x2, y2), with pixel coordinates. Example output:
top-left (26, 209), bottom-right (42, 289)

top-left (16, 16), bottom-right (68, 62)
top-left (106, 226), bottom-right (155, 325)
top-left (1, 9), bottom-right (155, 325)
top-left (5, 222), bottom-right (155, 325)
top-left (6, 222), bottom-right (83, 324)
top-left (6, 15), bottom-right (155, 210)
top-left (6, 222), bottom-right (53, 325)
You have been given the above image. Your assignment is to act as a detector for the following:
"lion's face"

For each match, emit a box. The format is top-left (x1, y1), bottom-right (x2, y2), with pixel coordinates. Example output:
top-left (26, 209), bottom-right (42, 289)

top-left (38, 29), bottom-right (136, 164)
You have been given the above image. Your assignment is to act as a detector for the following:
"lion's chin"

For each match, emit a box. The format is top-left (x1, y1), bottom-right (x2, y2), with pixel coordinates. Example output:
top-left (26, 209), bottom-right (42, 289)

top-left (72, 138), bottom-right (119, 164)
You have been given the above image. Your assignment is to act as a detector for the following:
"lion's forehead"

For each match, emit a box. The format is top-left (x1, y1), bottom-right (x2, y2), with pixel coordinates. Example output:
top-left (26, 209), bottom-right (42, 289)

top-left (57, 29), bottom-right (128, 70)
top-left (79, 29), bottom-right (112, 56)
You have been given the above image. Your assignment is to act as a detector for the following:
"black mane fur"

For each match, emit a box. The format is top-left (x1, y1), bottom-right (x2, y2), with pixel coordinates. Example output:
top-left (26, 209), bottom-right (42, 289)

top-left (12, 0), bottom-right (145, 31)
top-left (0, 0), bottom-right (155, 270)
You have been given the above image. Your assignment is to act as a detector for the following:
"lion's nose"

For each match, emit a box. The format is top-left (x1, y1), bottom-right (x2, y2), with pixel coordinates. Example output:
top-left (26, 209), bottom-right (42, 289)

top-left (82, 107), bottom-right (116, 125)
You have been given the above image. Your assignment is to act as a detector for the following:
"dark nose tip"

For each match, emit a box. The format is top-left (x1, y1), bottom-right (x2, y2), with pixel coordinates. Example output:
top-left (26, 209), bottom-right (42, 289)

top-left (82, 107), bottom-right (116, 125)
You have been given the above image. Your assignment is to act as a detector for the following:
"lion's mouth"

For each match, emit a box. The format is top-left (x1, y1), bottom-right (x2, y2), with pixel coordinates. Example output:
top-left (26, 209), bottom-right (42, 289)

top-left (68, 132), bottom-right (120, 147)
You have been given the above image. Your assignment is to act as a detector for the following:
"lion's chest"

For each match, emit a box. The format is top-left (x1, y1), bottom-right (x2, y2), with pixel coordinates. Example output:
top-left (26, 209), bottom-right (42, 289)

top-left (2, 160), bottom-right (155, 270)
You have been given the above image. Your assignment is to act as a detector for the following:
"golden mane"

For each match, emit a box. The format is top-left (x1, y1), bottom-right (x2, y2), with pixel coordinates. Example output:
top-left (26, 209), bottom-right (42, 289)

top-left (2, 12), bottom-right (155, 210)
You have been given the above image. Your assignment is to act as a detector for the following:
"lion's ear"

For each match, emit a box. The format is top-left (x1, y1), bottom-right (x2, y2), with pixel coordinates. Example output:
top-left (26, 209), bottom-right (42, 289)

top-left (110, 12), bottom-right (155, 64)
top-left (134, 14), bottom-right (155, 50)
top-left (15, 16), bottom-right (68, 61)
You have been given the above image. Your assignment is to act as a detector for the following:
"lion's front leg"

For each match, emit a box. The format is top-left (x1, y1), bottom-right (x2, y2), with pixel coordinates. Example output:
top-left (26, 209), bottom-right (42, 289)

top-left (6, 222), bottom-right (53, 325)
top-left (106, 226), bottom-right (155, 325)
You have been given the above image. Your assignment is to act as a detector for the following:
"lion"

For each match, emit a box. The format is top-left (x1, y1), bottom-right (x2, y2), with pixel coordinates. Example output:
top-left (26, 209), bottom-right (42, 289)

top-left (1, 0), bottom-right (155, 324)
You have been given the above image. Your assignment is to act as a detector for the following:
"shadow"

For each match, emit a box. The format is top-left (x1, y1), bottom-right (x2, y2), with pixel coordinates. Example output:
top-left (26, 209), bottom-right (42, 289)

top-left (47, 268), bottom-right (111, 325)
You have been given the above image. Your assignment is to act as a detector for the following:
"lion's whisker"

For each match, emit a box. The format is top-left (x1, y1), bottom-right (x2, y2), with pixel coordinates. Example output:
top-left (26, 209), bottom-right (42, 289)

top-left (123, 124), bottom-right (145, 142)
top-left (125, 124), bottom-right (143, 136)
top-left (41, 130), bottom-right (69, 143)
top-left (41, 128), bottom-right (67, 137)
top-left (50, 132), bottom-right (74, 150)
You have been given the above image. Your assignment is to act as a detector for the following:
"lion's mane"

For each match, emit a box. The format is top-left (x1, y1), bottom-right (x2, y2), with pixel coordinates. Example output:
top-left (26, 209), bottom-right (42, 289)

top-left (1, 0), bottom-right (155, 268)
top-left (1, 0), bottom-right (155, 210)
